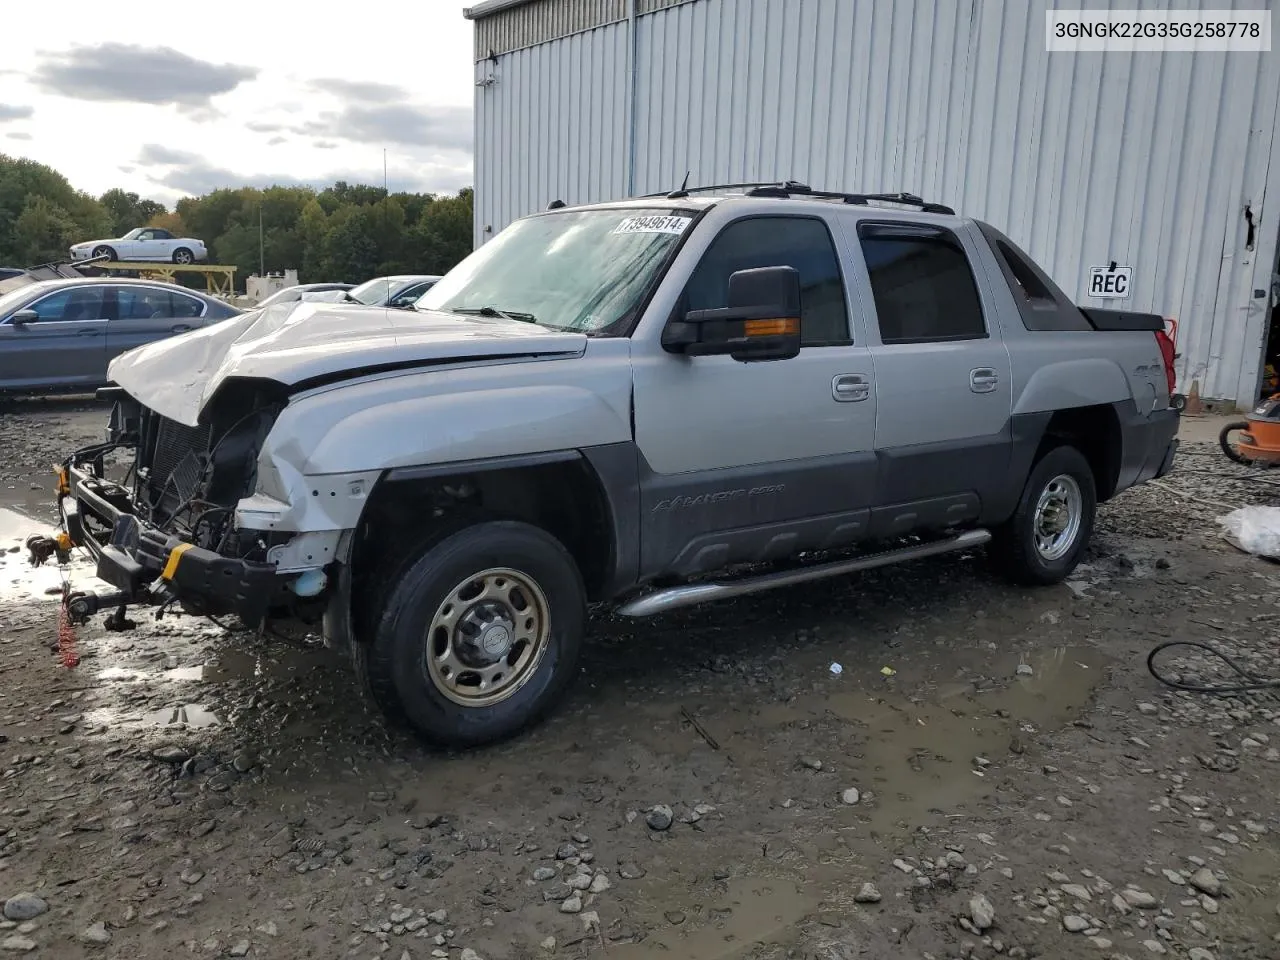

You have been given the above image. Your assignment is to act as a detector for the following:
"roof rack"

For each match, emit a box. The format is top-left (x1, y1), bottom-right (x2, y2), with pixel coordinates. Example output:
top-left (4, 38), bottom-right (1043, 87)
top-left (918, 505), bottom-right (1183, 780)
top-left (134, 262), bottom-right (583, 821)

top-left (643, 181), bottom-right (955, 215)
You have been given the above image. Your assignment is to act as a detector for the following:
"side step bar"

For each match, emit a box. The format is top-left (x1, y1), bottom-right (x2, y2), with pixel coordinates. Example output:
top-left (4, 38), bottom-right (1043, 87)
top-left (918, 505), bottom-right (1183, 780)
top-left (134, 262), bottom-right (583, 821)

top-left (617, 528), bottom-right (992, 618)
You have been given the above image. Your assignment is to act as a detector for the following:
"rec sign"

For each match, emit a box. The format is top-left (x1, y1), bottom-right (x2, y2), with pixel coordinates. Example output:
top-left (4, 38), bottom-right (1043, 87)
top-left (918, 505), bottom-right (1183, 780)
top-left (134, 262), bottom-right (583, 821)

top-left (1088, 264), bottom-right (1133, 299)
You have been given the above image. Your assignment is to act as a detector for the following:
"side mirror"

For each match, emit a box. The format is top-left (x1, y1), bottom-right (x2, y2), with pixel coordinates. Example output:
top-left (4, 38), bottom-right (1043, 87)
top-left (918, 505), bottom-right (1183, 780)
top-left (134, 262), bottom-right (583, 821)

top-left (10, 309), bottom-right (39, 327)
top-left (662, 266), bottom-right (802, 362)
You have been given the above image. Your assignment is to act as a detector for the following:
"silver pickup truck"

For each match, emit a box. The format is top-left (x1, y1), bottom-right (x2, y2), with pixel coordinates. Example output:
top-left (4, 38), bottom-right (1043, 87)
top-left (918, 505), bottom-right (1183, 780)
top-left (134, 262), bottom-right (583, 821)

top-left (51, 184), bottom-right (1180, 747)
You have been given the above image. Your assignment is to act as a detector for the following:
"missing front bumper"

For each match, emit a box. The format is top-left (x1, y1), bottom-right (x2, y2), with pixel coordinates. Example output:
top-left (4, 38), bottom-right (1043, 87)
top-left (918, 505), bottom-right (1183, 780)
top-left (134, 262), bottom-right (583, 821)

top-left (58, 463), bottom-right (281, 627)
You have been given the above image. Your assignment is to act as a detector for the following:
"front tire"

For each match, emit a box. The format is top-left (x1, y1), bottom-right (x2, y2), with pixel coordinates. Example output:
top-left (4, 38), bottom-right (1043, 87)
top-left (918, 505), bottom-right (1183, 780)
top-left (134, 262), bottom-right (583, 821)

top-left (990, 445), bottom-right (1097, 586)
top-left (92, 245), bottom-right (116, 261)
top-left (355, 520), bottom-right (586, 748)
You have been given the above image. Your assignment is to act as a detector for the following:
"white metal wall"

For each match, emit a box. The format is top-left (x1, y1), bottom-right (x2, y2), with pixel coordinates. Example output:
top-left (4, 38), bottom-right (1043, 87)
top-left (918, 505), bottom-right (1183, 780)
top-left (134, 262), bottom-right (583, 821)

top-left (473, 0), bottom-right (1280, 405)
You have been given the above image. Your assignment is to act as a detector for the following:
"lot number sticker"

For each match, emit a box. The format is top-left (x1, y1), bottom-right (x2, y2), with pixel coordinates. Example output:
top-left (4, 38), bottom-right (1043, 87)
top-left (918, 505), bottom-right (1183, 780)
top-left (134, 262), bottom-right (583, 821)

top-left (612, 215), bottom-right (693, 236)
top-left (1088, 264), bottom-right (1133, 299)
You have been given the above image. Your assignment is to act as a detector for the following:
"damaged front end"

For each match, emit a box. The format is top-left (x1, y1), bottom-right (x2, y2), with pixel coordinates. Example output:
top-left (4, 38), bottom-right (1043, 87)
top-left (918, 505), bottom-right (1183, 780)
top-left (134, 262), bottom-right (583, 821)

top-left (56, 382), bottom-right (313, 628)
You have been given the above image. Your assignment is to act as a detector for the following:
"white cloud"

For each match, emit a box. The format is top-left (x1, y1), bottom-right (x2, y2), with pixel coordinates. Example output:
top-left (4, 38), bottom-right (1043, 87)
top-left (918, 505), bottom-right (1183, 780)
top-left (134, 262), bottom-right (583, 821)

top-left (0, 0), bottom-right (476, 202)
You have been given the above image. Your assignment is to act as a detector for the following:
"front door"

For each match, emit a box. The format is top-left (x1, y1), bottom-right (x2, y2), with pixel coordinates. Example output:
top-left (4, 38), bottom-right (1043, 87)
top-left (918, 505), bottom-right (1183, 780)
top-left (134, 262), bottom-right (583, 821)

top-left (849, 219), bottom-right (1013, 535)
top-left (0, 285), bottom-right (110, 388)
top-left (631, 213), bottom-right (879, 579)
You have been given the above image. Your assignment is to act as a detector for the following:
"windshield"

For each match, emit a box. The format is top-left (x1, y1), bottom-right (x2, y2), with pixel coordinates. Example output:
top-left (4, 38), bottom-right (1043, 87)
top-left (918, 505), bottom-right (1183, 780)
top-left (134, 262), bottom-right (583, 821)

top-left (122, 228), bottom-right (142, 240)
top-left (348, 277), bottom-right (399, 305)
top-left (416, 208), bottom-right (696, 334)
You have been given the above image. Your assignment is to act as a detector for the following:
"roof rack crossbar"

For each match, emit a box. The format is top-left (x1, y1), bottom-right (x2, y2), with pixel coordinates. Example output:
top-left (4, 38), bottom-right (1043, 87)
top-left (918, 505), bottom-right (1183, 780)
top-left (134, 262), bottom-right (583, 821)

top-left (636, 182), bottom-right (954, 215)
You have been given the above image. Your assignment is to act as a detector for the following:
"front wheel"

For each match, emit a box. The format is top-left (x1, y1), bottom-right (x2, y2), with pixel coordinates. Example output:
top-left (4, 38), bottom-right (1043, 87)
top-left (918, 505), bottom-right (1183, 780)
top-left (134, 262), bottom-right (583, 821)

top-left (990, 445), bottom-right (1097, 586)
top-left (354, 520), bottom-right (586, 748)
top-left (1219, 420), bottom-right (1255, 465)
top-left (92, 245), bottom-right (116, 261)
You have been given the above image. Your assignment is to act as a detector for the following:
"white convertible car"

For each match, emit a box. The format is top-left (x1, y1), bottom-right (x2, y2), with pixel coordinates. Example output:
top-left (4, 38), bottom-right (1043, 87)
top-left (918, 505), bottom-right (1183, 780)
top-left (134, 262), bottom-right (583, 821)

top-left (69, 228), bottom-right (209, 265)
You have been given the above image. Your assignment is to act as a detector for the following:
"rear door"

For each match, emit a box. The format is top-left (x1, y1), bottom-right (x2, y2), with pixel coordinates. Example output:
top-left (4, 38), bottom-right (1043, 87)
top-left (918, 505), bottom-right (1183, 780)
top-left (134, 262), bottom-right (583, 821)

top-left (0, 285), bottom-right (110, 387)
top-left (848, 219), bottom-right (1014, 534)
top-left (107, 285), bottom-right (206, 363)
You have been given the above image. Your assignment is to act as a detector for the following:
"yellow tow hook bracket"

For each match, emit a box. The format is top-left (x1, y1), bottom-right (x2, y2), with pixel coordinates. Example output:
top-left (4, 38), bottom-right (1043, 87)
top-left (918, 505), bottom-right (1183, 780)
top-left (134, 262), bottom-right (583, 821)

top-left (55, 532), bottom-right (73, 552)
top-left (162, 543), bottom-right (194, 581)
top-left (54, 466), bottom-right (69, 497)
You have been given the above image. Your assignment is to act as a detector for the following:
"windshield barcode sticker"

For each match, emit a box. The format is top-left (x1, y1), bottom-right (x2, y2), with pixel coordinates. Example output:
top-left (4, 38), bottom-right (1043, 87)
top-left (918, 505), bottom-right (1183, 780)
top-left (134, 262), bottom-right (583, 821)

top-left (612, 215), bottom-right (693, 236)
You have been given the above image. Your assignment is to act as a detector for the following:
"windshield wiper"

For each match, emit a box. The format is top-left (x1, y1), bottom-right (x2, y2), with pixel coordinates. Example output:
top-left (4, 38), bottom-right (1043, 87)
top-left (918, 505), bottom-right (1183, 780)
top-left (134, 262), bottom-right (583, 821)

top-left (449, 306), bottom-right (538, 324)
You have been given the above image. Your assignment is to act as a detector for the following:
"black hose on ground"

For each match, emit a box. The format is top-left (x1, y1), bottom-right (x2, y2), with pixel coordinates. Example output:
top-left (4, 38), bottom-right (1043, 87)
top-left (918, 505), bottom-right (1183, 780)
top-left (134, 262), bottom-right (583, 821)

top-left (1147, 640), bottom-right (1280, 693)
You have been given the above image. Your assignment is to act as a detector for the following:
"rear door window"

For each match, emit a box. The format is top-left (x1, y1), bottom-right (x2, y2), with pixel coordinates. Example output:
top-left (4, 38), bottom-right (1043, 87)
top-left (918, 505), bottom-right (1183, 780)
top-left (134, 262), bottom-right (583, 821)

top-left (857, 223), bottom-right (986, 344)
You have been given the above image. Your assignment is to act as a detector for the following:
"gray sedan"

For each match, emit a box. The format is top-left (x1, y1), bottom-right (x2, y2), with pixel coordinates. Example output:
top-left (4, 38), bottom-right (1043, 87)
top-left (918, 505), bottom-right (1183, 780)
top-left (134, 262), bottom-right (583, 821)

top-left (0, 278), bottom-right (241, 393)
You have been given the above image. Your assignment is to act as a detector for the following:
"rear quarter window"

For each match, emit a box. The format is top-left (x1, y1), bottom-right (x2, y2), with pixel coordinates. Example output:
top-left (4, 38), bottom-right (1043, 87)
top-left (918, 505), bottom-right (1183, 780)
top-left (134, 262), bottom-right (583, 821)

top-left (974, 221), bottom-right (1091, 332)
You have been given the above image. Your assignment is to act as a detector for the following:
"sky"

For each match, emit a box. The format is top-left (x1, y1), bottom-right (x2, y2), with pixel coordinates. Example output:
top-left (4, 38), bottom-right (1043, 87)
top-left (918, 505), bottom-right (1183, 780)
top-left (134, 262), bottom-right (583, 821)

top-left (0, 1), bottom-right (476, 207)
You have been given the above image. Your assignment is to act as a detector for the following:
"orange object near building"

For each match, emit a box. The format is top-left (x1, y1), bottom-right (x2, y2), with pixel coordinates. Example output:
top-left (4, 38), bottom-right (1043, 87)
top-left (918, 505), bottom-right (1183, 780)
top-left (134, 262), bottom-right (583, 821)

top-left (1221, 395), bottom-right (1280, 464)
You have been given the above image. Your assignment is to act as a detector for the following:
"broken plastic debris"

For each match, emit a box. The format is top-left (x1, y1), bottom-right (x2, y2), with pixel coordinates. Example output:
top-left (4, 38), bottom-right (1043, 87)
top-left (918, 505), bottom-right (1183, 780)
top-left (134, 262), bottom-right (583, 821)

top-left (880, 666), bottom-right (896, 677)
top-left (1220, 506), bottom-right (1280, 558)
top-left (829, 662), bottom-right (843, 676)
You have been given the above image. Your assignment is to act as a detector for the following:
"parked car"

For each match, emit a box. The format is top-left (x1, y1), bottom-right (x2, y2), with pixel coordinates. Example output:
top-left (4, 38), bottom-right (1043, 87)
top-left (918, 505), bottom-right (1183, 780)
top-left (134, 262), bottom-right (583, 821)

top-left (0, 267), bottom-right (24, 282)
top-left (345, 274), bottom-right (442, 308)
top-left (53, 185), bottom-right (1179, 748)
top-left (0, 278), bottom-right (240, 392)
top-left (69, 228), bottom-right (209, 265)
top-left (256, 283), bottom-right (355, 309)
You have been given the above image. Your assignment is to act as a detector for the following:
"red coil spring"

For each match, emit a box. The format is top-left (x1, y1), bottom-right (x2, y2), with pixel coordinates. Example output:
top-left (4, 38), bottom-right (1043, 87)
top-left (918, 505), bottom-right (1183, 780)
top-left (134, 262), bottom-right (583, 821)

top-left (57, 591), bottom-right (80, 669)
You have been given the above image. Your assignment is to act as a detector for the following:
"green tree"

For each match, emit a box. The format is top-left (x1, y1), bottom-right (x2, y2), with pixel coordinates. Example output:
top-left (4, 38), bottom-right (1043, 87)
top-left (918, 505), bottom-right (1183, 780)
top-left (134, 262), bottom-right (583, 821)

top-left (11, 196), bottom-right (80, 264)
top-left (0, 154), bottom-right (111, 265)
top-left (99, 188), bottom-right (165, 237)
top-left (0, 151), bottom-right (474, 287)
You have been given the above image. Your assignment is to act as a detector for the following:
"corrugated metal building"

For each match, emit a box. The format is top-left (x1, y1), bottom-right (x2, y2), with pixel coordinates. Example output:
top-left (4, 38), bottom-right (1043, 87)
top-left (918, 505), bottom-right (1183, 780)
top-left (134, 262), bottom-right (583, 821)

top-left (465, 0), bottom-right (1280, 407)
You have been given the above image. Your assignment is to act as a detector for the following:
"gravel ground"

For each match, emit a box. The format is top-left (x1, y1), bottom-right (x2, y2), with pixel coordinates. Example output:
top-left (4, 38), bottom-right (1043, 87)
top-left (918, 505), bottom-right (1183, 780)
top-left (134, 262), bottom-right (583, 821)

top-left (0, 399), bottom-right (1278, 960)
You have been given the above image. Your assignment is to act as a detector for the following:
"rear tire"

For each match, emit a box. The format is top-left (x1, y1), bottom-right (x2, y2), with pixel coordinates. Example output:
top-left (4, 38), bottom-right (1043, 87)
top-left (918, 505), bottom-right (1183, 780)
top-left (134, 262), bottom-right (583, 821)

top-left (1219, 420), bottom-right (1255, 465)
top-left (990, 445), bottom-right (1097, 586)
top-left (354, 520), bottom-right (586, 748)
top-left (172, 247), bottom-right (194, 265)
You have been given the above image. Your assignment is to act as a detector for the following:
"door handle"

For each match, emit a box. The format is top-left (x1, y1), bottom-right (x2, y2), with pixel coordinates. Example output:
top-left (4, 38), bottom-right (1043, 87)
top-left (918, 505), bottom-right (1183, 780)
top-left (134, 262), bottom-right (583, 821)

top-left (832, 373), bottom-right (870, 402)
top-left (171, 324), bottom-right (191, 333)
top-left (970, 368), bottom-right (999, 394)
top-left (77, 329), bottom-right (101, 337)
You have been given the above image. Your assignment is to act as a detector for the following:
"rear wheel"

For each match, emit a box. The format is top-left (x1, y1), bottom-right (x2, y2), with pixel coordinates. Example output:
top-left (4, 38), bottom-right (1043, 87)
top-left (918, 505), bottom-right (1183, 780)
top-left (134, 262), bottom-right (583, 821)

top-left (990, 445), bottom-right (1097, 586)
top-left (354, 520), bottom-right (586, 748)
top-left (172, 247), bottom-right (194, 265)
top-left (1219, 420), bottom-right (1255, 465)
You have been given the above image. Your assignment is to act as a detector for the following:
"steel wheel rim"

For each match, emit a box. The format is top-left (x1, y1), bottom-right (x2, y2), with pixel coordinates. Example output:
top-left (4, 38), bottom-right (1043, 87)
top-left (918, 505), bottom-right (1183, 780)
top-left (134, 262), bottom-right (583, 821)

top-left (1033, 474), bottom-right (1083, 562)
top-left (175, 251), bottom-right (192, 264)
top-left (423, 567), bottom-right (551, 707)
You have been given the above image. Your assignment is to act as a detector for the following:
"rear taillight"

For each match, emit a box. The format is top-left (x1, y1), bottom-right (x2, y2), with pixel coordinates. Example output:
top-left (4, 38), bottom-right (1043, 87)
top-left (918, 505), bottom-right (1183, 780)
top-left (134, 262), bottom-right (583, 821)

top-left (1155, 326), bottom-right (1177, 394)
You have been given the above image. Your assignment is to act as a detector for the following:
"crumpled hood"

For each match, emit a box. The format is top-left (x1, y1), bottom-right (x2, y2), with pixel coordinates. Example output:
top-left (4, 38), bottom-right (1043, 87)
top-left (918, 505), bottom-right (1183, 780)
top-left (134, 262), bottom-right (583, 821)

top-left (108, 301), bottom-right (587, 425)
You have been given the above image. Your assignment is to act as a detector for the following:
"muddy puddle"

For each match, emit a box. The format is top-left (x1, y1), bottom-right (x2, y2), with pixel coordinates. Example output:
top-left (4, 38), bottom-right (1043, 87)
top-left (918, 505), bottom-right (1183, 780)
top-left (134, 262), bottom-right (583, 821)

top-left (0, 505), bottom-right (100, 604)
top-left (704, 644), bottom-right (1111, 834)
top-left (83, 643), bottom-right (319, 733)
top-left (610, 876), bottom-right (811, 959)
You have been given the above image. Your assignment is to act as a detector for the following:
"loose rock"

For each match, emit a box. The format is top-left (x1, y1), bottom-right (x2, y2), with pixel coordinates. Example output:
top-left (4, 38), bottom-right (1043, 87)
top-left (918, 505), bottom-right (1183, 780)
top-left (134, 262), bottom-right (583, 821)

top-left (80, 922), bottom-right (110, 946)
top-left (646, 806), bottom-right (674, 831)
top-left (1189, 868), bottom-right (1221, 897)
top-left (1, 898), bottom-right (46, 923)
top-left (840, 788), bottom-right (860, 805)
top-left (533, 867), bottom-right (557, 882)
top-left (1063, 915), bottom-right (1088, 932)
top-left (559, 894), bottom-right (582, 914)
top-left (969, 894), bottom-right (996, 932)
top-left (854, 883), bottom-right (881, 904)
top-left (0, 938), bottom-right (35, 953)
